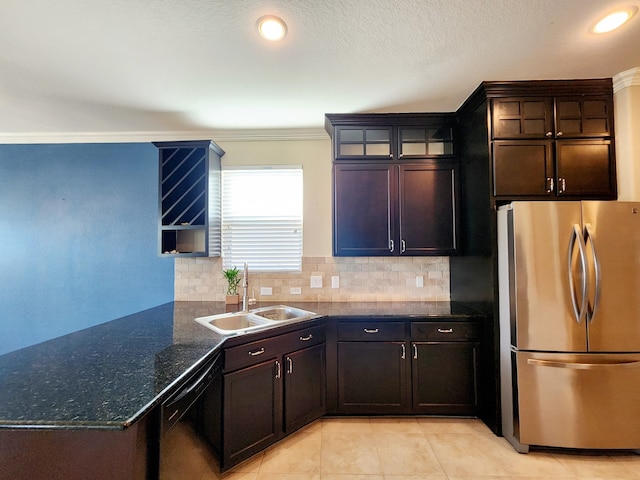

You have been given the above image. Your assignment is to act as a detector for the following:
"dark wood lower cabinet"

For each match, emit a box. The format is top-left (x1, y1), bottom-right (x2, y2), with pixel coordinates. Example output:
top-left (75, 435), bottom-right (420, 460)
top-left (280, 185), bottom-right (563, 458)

top-left (284, 344), bottom-right (326, 433)
top-left (333, 319), bottom-right (481, 416)
top-left (0, 318), bottom-right (484, 478)
top-left (222, 359), bottom-right (282, 469)
top-left (337, 341), bottom-right (409, 414)
top-left (217, 324), bottom-right (327, 472)
top-left (412, 342), bottom-right (479, 415)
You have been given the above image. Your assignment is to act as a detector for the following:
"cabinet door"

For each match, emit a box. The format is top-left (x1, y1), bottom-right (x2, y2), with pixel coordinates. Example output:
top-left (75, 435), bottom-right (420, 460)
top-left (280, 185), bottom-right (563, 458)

top-left (222, 359), bottom-right (282, 470)
top-left (398, 126), bottom-right (454, 158)
top-left (283, 344), bottom-right (326, 433)
top-left (337, 341), bottom-right (409, 414)
top-left (334, 126), bottom-right (393, 160)
top-left (491, 98), bottom-right (553, 139)
top-left (556, 139), bottom-right (616, 198)
top-left (492, 140), bottom-right (553, 197)
top-left (333, 164), bottom-right (397, 256)
top-left (399, 163), bottom-right (458, 255)
top-left (555, 96), bottom-right (613, 138)
top-left (412, 342), bottom-right (478, 415)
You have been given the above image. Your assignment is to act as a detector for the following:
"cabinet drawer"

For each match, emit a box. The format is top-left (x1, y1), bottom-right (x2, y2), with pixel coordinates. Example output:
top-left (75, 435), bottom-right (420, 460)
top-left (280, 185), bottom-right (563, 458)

top-left (280, 325), bottom-right (325, 353)
top-left (224, 337), bottom-right (280, 372)
top-left (411, 322), bottom-right (480, 341)
top-left (338, 321), bottom-right (405, 341)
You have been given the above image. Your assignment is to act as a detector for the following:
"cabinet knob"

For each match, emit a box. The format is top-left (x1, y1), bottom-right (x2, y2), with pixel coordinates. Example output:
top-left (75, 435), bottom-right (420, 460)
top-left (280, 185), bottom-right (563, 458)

top-left (557, 131), bottom-right (563, 137)
top-left (545, 131), bottom-right (553, 137)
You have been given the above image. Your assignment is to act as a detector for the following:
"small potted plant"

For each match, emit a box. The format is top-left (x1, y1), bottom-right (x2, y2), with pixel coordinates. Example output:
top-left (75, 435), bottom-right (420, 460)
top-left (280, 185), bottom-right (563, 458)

top-left (222, 266), bottom-right (241, 304)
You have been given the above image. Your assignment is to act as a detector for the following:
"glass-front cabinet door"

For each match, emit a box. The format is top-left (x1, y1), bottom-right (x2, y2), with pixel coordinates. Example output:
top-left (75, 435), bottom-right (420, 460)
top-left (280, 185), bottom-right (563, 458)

top-left (334, 126), bottom-right (393, 160)
top-left (398, 126), bottom-right (454, 158)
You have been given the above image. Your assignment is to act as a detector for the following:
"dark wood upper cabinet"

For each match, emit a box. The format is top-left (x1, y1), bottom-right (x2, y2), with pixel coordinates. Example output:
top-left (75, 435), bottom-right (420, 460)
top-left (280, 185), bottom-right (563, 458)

top-left (468, 79), bottom-right (618, 200)
top-left (399, 163), bottom-right (458, 255)
top-left (154, 140), bottom-right (225, 257)
top-left (326, 113), bottom-right (460, 257)
top-left (555, 97), bottom-right (613, 137)
top-left (333, 163), bottom-right (397, 256)
top-left (492, 140), bottom-right (554, 197)
top-left (492, 97), bottom-right (553, 139)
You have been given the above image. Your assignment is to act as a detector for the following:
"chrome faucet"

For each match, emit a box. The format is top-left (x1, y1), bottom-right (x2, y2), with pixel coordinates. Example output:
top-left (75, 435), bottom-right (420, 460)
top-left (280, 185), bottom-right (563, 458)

top-left (242, 262), bottom-right (249, 312)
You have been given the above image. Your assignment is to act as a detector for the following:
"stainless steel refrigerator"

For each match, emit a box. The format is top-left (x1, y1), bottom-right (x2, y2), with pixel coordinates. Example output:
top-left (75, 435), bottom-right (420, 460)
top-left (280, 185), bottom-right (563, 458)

top-left (498, 201), bottom-right (640, 453)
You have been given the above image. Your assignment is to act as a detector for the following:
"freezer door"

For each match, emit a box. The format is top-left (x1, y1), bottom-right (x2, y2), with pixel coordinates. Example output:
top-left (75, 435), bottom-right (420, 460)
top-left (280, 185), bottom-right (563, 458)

top-left (517, 351), bottom-right (640, 449)
top-left (582, 201), bottom-right (640, 351)
top-left (509, 202), bottom-right (587, 351)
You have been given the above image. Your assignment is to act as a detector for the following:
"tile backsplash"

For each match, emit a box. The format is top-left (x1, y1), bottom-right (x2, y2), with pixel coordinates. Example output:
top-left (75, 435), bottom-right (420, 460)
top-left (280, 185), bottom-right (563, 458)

top-left (175, 256), bottom-right (450, 302)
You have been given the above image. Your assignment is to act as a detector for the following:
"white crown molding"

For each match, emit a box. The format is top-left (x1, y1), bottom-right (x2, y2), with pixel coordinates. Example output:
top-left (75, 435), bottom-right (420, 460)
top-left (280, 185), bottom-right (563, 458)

top-left (208, 128), bottom-right (328, 142)
top-left (613, 67), bottom-right (640, 94)
top-left (0, 128), bottom-right (329, 144)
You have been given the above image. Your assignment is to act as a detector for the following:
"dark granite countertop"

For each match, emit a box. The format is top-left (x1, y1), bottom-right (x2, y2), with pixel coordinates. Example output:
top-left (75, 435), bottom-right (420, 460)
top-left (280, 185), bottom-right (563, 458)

top-left (0, 301), bottom-right (486, 430)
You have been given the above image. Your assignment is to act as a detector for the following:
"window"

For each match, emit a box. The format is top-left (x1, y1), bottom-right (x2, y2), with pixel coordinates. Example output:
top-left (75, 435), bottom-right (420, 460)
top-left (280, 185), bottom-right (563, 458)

top-left (222, 167), bottom-right (303, 272)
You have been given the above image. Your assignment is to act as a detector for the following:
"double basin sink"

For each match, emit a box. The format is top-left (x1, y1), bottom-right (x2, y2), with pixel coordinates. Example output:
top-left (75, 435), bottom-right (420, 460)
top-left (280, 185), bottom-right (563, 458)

top-left (195, 305), bottom-right (319, 335)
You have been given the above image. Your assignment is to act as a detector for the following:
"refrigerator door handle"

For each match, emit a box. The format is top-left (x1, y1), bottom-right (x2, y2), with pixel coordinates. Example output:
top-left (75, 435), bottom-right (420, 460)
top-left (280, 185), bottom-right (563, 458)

top-left (584, 223), bottom-right (601, 323)
top-left (527, 358), bottom-right (640, 370)
top-left (567, 224), bottom-right (588, 324)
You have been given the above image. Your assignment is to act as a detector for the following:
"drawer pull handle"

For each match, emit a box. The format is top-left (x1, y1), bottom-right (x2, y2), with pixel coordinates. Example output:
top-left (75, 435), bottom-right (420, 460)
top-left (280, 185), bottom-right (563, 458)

top-left (249, 347), bottom-right (265, 356)
top-left (287, 356), bottom-right (293, 374)
top-left (300, 334), bottom-right (313, 341)
top-left (437, 328), bottom-right (454, 333)
top-left (364, 328), bottom-right (379, 334)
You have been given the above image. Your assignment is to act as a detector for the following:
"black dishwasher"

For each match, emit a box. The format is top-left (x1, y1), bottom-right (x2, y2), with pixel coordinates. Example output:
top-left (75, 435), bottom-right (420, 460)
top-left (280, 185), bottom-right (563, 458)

top-left (159, 353), bottom-right (222, 479)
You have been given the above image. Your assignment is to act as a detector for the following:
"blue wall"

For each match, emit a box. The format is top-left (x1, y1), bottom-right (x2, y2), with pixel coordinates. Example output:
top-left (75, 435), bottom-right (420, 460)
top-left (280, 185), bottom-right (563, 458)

top-left (0, 143), bottom-right (175, 355)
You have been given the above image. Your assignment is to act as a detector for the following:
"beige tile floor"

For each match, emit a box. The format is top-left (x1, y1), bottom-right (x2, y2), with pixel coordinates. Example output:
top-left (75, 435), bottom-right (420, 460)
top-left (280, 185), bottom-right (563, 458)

top-left (162, 417), bottom-right (640, 480)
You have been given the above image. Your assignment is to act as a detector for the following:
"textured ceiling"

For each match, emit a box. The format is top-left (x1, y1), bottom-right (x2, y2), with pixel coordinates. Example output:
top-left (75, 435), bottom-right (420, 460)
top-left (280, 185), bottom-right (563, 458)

top-left (1, 0), bottom-right (640, 138)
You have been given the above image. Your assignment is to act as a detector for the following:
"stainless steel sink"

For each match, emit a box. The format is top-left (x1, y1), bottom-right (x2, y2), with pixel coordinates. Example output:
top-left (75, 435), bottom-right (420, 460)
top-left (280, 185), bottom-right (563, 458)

top-left (251, 305), bottom-right (318, 322)
top-left (194, 312), bottom-right (271, 335)
top-left (194, 305), bottom-right (319, 335)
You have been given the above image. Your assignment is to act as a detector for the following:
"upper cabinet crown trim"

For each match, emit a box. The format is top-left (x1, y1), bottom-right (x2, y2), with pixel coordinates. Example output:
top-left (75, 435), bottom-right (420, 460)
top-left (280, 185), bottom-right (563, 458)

top-left (457, 78), bottom-right (614, 118)
top-left (325, 113), bottom-right (457, 136)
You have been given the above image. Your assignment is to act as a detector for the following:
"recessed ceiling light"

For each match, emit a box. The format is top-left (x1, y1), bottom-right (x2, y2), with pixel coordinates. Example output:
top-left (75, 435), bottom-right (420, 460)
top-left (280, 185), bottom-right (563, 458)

top-left (592, 6), bottom-right (637, 33)
top-left (256, 15), bottom-right (287, 41)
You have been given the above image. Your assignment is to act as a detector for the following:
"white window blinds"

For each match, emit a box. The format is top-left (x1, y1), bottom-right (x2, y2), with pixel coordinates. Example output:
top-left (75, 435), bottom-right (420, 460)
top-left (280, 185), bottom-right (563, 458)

top-left (222, 167), bottom-right (303, 272)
